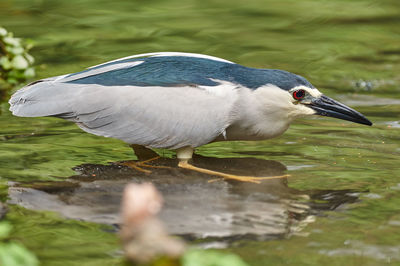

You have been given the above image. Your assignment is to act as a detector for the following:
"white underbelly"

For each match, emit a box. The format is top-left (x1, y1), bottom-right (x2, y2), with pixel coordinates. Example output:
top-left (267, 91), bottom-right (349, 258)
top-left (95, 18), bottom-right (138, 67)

top-left (214, 123), bottom-right (290, 142)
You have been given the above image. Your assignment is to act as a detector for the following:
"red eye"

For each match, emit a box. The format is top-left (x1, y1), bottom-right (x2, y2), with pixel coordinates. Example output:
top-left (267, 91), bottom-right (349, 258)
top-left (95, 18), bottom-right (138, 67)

top-left (293, 89), bottom-right (305, 100)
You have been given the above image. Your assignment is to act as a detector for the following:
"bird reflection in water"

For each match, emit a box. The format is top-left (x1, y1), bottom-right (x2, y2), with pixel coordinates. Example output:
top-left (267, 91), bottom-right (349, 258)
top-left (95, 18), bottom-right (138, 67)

top-left (8, 156), bottom-right (360, 245)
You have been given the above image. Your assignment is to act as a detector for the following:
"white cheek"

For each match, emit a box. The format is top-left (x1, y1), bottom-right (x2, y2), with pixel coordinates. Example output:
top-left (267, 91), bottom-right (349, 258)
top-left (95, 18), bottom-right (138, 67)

top-left (289, 105), bottom-right (316, 118)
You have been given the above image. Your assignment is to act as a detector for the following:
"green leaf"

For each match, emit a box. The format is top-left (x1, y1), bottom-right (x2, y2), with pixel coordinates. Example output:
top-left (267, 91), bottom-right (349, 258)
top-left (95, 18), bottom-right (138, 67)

top-left (0, 57), bottom-right (11, 70)
top-left (0, 222), bottom-right (12, 239)
top-left (0, 242), bottom-right (39, 266)
top-left (9, 47), bottom-right (24, 55)
top-left (24, 67), bottom-right (35, 79)
top-left (182, 249), bottom-right (249, 266)
top-left (0, 27), bottom-right (35, 86)
top-left (0, 222), bottom-right (39, 266)
top-left (11, 55), bottom-right (28, 70)
top-left (3, 37), bottom-right (21, 47)
top-left (7, 69), bottom-right (27, 81)
top-left (0, 27), bottom-right (7, 37)
top-left (6, 77), bottom-right (18, 84)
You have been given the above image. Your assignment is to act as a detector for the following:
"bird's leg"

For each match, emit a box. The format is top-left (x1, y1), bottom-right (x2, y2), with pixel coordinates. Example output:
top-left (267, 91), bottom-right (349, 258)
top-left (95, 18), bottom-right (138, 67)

top-left (119, 157), bottom-right (161, 174)
top-left (118, 145), bottom-right (170, 173)
top-left (177, 147), bottom-right (290, 184)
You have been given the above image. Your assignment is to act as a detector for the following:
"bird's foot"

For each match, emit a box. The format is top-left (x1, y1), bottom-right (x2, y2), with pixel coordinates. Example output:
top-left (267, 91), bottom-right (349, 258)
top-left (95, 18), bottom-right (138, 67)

top-left (178, 160), bottom-right (289, 184)
top-left (118, 156), bottom-right (171, 174)
top-left (208, 174), bottom-right (290, 184)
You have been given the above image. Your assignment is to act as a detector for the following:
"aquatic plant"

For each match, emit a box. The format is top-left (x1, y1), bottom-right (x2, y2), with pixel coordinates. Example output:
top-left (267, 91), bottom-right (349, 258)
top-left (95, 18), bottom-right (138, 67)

top-left (0, 27), bottom-right (35, 98)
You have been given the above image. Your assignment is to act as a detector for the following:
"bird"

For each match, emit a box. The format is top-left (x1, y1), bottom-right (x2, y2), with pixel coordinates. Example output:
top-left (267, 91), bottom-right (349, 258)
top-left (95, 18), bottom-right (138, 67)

top-left (9, 52), bottom-right (372, 182)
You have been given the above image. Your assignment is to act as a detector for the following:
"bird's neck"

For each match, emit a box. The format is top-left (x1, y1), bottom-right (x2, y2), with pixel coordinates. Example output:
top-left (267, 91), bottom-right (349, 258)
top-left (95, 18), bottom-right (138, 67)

top-left (222, 86), bottom-right (293, 141)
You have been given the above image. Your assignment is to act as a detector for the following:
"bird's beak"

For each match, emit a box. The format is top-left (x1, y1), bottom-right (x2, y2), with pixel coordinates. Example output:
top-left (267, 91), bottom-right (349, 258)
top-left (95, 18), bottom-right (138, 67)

top-left (306, 95), bottom-right (372, 126)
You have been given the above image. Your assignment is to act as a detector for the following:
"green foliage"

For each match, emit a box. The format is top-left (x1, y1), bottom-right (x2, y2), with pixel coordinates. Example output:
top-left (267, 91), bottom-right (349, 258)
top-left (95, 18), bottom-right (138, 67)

top-left (0, 26), bottom-right (35, 98)
top-left (0, 222), bottom-right (39, 266)
top-left (144, 249), bottom-right (250, 266)
top-left (6, 205), bottom-right (122, 266)
top-left (181, 249), bottom-right (249, 266)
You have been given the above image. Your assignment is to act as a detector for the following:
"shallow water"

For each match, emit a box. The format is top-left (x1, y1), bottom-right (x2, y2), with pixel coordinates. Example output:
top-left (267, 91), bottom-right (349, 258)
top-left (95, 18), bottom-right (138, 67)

top-left (7, 157), bottom-right (361, 242)
top-left (1, 0), bottom-right (400, 265)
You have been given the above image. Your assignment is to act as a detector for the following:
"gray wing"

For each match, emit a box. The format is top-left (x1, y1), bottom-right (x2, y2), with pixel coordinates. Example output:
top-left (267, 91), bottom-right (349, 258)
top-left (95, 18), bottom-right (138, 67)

top-left (9, 79), bottom-right (240, 149)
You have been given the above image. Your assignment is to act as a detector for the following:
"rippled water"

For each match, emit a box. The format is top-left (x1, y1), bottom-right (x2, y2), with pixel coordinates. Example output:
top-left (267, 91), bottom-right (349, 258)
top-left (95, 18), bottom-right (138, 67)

top-left (1, 0), bottom-right (400, 265)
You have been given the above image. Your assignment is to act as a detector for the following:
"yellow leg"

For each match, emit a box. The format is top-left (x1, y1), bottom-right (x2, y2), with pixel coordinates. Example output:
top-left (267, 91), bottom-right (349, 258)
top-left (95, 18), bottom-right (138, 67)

top-left (178, 160), bottom-right (290, 184)
top-left (118, 156), bottom-right (170, 174)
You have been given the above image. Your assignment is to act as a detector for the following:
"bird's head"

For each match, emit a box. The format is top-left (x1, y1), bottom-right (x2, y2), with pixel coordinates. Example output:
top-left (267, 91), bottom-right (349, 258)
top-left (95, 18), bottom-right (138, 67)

top-left (250, 69), bottom-right (372, 127)
top-left (284, 85), bottom-right (372, 126)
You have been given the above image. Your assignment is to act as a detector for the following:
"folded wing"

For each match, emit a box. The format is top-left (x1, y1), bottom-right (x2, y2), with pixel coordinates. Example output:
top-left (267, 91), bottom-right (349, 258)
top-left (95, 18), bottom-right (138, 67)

top-left (9, 79), bottom-right (239, 149)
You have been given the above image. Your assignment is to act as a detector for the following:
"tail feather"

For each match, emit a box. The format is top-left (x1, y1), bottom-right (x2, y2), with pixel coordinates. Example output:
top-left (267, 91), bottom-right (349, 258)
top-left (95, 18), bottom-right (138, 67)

top-left (9, 80), bottom-right (74, 117)
top-left (9, 76), bottom-right (105, 119)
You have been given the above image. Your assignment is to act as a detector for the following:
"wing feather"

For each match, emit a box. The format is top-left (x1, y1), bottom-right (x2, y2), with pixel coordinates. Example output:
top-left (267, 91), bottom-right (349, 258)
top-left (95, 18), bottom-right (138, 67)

top-left (9, 53), bottom-right (245, 149)
top-left (10, 81), bottom-right (240, 149)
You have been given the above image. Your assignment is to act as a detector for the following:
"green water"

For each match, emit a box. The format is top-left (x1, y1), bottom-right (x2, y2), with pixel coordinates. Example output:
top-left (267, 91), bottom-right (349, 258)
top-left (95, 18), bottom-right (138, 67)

top-left (1, 0), bottom-right (400, 265)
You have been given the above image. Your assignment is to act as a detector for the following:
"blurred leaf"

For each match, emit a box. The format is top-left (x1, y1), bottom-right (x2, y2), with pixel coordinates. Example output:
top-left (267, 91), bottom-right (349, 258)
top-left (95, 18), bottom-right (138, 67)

top-left (24, 67), bottom-right (35, 79)
top-left (6, 77), bottom-right (18, 84)
top-left (8, 69), bottom-right (26, 80)
top-left (0, 221), bottom-right (39, 266)
top-left (0, 222), bottom-right (12, 239)
top-left (11, 55), bottom-right (28, 70)
top-left (3, 37), bottom-right (20, 47)
top-left (0, 27), bottom-right (35, 90)
top-left (182, 249), bottom-right (249, 266)
top-left (8, 47), bottom-right (24, 56)
top-left (0, 242), bottom-right (39, 266)
top-left (0, 57), bottom-right (11, 70)
top-left (0, 28), bottom-right (7, 37)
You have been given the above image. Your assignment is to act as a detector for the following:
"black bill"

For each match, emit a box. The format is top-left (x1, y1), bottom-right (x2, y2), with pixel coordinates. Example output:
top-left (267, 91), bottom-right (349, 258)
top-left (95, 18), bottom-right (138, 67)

top-left (307, 95), bottom-right (372, 126)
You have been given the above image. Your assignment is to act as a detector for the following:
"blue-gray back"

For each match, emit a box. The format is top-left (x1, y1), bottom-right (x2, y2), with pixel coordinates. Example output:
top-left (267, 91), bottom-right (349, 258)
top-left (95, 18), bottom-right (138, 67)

top-left (66, 56), bottom-right (314, 90)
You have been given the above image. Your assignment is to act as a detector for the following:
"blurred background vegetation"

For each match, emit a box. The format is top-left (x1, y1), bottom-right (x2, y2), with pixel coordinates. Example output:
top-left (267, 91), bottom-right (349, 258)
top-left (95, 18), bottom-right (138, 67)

top-left (0, 27), bottom-right (35, 100)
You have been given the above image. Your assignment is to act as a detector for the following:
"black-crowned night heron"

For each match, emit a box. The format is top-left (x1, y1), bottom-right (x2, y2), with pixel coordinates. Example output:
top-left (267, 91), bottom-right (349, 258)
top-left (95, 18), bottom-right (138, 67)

top-left (9, 52), bottom-right (372, 182)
